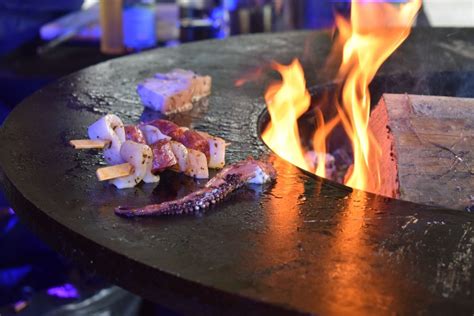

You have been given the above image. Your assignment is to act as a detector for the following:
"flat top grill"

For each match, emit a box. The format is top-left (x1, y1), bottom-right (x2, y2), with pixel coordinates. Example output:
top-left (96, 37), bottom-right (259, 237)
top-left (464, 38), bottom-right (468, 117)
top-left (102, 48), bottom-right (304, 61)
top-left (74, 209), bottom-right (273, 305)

top-left (0, 29), bottom-right (473, 315)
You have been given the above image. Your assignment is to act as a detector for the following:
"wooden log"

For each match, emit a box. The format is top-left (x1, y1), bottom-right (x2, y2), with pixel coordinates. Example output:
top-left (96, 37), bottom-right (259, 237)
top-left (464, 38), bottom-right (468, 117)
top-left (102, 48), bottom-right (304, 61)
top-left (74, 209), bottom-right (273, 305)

top-left (368, 94), bottom-right (474, 211)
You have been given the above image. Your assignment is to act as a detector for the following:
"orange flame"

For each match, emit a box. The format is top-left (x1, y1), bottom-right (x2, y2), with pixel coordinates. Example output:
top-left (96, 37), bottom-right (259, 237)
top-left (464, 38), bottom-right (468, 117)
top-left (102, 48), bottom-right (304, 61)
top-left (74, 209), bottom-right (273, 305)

top-left (312, 112), bottom-right (340, 178)
top-left (262, 0), bottom-right (421, 193)
top-left (336, 0), bottom-right (422, 192)
top-left (262, 60), bottom-right (312, 172)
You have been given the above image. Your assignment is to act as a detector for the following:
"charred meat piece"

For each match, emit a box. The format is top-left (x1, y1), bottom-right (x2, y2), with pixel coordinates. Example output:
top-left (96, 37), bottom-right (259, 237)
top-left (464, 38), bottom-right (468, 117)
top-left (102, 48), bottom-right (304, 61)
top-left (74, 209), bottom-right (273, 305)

top-left (148, 119), bottom-right (180, 136)
top-left (150, 140), bottom-right (177, 174)
top-left (147, 119), bottom-right (210, 159)
top-left (125, 125), bottom-right (146, 144)
top-left (174, 130), bottom-right (210, 159)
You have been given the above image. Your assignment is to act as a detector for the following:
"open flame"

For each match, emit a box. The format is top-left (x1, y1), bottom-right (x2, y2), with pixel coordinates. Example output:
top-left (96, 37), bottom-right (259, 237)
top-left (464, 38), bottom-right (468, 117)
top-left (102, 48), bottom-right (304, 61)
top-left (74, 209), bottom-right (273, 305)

top-left (262, 0), bottom-right (421, 193)
top-left (262, 60), bottom-right (311, 172)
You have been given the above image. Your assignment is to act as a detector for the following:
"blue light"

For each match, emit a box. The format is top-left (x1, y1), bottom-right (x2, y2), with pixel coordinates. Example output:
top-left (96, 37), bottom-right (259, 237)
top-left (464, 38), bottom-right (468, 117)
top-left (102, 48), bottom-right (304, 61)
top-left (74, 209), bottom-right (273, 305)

top-left (210, 7), bottom-right (228, 39)
top-left (223, 0), bottom-right (238, 11)
top-left (330, 0), bottom-right (408, 2)
top-left (123, 4), bottom-right (157, 50)
top-left (47, 283), bottom-right (80, 299)
top-left (2, 216), bottom-right (18, 235)
top-left (0, 266), bottom-right (32, 288)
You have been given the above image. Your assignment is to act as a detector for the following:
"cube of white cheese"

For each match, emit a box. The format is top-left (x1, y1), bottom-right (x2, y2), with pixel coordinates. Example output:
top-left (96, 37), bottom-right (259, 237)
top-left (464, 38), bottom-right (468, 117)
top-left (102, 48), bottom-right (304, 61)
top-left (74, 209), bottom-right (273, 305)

top-left (138, 69), bottom-right (212, 114)
top-left (155, 69), bottom-right (212, 98)
top-left (191, 75), bottom-right (212, 100)
top-left (137, 77), bottom-right (193, 114)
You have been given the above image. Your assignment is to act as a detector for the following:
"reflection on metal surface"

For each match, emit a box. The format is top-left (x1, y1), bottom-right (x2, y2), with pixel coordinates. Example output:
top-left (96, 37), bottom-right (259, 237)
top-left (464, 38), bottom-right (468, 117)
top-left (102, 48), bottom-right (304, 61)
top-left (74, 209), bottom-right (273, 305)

top-left (322, 190), bottom-right (375, 314)
top-left (319, 190), bottom-right (400, 315)
top-left (261, 156), bottom-right (304, 260)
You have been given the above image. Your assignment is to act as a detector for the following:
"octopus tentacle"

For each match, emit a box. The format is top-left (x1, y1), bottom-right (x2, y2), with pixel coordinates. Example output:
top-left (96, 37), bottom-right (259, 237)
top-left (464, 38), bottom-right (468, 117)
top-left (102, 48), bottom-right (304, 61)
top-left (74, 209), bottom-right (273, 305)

top-left (115, 158), bottom-right (275, 217)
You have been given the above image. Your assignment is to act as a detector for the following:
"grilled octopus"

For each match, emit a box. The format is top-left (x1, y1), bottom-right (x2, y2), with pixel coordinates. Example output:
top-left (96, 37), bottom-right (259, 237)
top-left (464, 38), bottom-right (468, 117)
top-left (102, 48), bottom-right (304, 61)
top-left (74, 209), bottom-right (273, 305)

top-left (115, 158), bottom-right (276, 217)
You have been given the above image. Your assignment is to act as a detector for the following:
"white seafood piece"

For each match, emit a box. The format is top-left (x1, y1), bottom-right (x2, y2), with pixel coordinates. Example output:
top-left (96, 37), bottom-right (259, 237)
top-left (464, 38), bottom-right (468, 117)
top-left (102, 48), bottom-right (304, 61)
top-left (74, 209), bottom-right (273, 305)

top-left (141, 143), bottom-right (160, 184)
top-left (207, 136), bottom-right (226, 169)
top-left (169, 141), bottom-right (188, 172)
top-left (88, 114), bottom-right (126, 165)
top-left (196, 131), bottom-right (226, 169)
top-left (185, 148), bottom-right (209, 179)
top-left (143, 161), bottom-right (160, 184)
top-left (110, 141), bottom-right (159, 189)
top-left (138, 124), bottom-right (171, 145)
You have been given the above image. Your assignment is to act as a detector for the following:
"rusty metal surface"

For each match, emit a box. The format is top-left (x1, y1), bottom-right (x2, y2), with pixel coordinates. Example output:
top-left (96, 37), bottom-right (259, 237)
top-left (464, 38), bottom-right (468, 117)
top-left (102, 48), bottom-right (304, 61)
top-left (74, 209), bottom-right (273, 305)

top-left (0, 29), bottom-right (473, 315)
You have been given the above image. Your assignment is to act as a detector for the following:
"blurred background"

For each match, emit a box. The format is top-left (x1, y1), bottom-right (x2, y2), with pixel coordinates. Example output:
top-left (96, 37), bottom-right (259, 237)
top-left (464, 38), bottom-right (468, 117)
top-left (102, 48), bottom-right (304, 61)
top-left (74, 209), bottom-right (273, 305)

top-left (0, 0), bottom-right (472, 315)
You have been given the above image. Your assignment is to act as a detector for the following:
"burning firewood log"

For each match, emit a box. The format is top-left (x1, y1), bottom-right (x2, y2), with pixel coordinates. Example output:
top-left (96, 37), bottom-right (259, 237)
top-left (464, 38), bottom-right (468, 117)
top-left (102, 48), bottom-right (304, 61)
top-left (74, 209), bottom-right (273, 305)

top-left (368, 93), bottom-right (474, 211)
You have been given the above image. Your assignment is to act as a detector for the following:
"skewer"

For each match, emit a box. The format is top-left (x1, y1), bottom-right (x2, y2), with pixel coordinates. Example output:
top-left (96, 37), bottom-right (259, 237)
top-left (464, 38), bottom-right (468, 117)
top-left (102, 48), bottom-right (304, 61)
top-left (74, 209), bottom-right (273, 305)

top-left (70, 139), bottom-right (110, 149)
top-left (70, 139), bottom-right (227, 149)
top-left (96, 163), bottom-right (133, 181)
top-left (72, 131), bottom-right (226, 181)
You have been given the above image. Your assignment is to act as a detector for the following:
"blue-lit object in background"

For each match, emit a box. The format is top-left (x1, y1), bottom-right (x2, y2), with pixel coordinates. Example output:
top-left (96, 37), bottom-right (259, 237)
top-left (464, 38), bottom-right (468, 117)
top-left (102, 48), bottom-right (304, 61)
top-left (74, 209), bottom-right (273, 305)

top-left (0, 207), bottom-right (16, 239)
top-left (123, 0), bottom-right (157, 50)
top-left (210, 6), bottom-right (229, 39)
top-left (0, 100), bottom-right (11, 124)
top-left (2, 212), bottom-right (18, 235)
top-left (330, 0), bottom-right (408, 2)
top-left (1, 208), bottom-right (17, 237)
top-left (0, 208), bottom-right (70, 306)
top-left (222, 0), bottom-right (238, 11)
top-left (47, 283), bottom-right (80, 299)
top-left (304, 1), bottom-right (336, 29)
top-left (0, 266), bottom-right (32, 288)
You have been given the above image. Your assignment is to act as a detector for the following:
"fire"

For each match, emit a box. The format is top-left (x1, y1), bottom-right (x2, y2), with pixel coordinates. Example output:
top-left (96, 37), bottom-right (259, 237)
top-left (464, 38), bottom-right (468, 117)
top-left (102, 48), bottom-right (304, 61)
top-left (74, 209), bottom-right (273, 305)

top-left (262, 60), bottom-right (311, 172)
top-left (336, 0), bottom-right (422, 192)
top-left (262, 0), bottom-right (421, 193)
